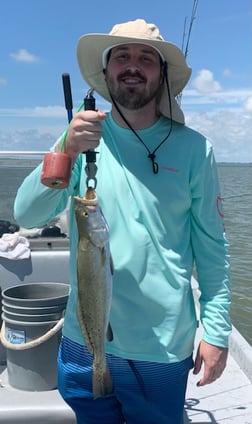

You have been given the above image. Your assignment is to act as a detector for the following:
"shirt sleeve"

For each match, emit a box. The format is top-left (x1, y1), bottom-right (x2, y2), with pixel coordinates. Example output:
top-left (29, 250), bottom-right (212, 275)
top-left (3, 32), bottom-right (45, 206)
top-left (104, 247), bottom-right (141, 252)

top-left (190, 141), bottom-right (232, 348)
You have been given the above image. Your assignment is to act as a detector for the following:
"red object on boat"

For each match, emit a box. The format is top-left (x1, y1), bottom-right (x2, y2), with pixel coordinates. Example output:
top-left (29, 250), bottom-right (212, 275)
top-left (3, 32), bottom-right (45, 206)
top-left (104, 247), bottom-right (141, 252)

top-left (41, 152), bottom-right (72, 189)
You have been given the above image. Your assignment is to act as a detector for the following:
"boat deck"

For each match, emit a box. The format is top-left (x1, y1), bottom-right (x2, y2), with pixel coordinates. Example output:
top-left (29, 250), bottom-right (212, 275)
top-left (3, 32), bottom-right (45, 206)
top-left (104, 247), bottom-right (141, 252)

top-left (0, 248), bottom-right (251, 423)
top-left (184, 325), bottom-right (252, 423)
top-left (1, 324), bottom-right (252, 424)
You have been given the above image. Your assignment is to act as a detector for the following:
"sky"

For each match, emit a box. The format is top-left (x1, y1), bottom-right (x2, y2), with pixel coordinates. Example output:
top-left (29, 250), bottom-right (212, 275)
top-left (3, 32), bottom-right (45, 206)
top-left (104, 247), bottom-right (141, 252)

top-left (0, 0), bottom-right (251, 162)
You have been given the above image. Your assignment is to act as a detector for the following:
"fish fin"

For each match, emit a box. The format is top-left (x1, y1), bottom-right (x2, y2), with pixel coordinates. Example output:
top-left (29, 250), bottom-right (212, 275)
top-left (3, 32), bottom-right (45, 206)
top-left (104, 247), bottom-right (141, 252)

top-left (106, 322), bottom-right (113, 342)
top-left (93, 363), bottom-right (114, 399)
top-left (77, 301), bottom-right (93, 353)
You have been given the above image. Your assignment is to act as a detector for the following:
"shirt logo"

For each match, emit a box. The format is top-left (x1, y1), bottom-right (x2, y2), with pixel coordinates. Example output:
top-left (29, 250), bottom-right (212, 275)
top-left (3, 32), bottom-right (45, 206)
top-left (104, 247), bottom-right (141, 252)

top-left (216, 195), bottom-right (224, 218)
top-left (160, 166), bottom-right (180, 173)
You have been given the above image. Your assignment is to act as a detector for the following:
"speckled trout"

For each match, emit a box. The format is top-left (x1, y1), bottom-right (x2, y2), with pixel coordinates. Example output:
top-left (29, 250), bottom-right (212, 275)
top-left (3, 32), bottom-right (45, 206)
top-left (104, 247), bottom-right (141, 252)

top-left (74, 188), bottom-right (114, 399)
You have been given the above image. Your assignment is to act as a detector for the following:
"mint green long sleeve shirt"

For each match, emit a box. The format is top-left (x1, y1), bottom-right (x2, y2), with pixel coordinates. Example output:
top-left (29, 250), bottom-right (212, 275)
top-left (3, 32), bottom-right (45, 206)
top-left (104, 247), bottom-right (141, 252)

top-left (14, 114), bottom-right (231, 363)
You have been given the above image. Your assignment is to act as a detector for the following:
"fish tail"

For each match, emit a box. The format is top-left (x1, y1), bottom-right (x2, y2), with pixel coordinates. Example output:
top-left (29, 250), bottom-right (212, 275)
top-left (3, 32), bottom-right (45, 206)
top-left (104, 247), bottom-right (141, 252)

top-left (93, 361), bottom-right (114, 399)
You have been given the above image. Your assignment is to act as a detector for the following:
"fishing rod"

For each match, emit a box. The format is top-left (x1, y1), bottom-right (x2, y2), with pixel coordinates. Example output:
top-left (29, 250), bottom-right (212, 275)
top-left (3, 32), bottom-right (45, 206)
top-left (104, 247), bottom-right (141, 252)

top-left (62, 73), bottom-right (73, 123)
top-left (41, 72), bottom-right (74, 188)
top-left (177, 0), bottom-right (200, 106)
top-left (41, 73), bottom-right (98, 190)
top-left (182, 0), bottom-right (200, 61)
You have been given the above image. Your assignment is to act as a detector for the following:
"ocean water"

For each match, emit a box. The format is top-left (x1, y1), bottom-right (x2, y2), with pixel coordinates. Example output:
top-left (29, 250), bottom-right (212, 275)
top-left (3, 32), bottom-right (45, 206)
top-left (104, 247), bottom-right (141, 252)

top-left (0, 160), bottom-right (251, 345)
top-left (218, 163), bottom-right (252, 345)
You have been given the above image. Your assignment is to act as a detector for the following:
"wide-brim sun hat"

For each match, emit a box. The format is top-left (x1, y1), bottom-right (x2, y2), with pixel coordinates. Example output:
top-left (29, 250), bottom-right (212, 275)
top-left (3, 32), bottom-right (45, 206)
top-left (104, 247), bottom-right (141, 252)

top-left (77, 19), bottom-right (192, 124)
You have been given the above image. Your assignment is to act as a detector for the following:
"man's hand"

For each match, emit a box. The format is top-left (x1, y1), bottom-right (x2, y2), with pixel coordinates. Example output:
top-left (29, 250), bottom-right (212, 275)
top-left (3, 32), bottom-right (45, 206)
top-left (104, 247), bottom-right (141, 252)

top-left (59, 110), bottom-right (106, 161)
top-left (193, 340), bottom-right (228, 386)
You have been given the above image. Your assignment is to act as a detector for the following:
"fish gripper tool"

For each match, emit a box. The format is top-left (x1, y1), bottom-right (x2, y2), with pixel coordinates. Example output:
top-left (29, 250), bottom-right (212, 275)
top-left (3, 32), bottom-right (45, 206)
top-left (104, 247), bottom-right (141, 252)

top-left (84, 88), bottom-right (98, 189)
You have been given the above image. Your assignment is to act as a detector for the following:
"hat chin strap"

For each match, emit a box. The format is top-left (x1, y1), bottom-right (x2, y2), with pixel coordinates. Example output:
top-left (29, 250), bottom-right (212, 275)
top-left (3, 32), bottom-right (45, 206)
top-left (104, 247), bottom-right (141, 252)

top-left (108, 61), bottom-right (173, 174)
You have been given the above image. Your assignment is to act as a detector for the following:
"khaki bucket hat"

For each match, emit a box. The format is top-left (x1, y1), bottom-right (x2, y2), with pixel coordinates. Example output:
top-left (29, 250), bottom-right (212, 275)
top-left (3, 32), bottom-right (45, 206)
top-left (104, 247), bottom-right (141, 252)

top-left (77, 19), bottom-right (191, 124)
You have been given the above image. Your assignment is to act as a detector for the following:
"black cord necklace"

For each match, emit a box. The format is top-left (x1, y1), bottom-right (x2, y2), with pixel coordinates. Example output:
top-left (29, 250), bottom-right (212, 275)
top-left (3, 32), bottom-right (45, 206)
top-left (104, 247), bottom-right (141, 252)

top-left (110, 61), bottom-right (173, 174)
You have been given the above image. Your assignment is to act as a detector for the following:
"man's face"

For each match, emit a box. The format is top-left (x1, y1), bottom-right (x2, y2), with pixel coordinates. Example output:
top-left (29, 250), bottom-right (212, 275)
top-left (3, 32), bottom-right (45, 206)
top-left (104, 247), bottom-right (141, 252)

top-left (105, 43), bottom-right (163, 110)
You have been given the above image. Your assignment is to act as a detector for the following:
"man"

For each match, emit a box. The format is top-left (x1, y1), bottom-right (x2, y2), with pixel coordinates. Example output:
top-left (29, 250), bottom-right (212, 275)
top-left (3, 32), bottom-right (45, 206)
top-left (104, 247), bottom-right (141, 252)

top-left (14, 19), bottom-right (231, 424)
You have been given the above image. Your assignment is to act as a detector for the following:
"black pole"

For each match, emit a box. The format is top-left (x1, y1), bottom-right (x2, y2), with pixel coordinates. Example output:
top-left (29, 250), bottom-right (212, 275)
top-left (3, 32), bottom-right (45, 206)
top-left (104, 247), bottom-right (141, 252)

top-left (62, 73), bottom-right (73, 123)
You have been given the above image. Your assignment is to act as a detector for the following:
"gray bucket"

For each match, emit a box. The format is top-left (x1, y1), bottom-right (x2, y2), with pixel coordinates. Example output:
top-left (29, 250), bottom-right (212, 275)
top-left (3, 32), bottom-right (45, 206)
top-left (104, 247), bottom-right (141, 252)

top-left (1, 282), bottom-right (69, 391)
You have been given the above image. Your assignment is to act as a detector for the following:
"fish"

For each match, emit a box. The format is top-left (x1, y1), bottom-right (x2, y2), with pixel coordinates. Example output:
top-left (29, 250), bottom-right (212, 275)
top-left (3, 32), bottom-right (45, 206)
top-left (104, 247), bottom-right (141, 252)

top-left (74, 187), bottom-right (114, 399)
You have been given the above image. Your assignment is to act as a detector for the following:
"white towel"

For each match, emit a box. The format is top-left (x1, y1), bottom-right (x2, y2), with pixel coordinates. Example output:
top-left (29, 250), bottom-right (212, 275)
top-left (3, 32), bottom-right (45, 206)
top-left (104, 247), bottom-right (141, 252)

top-left (0, 233), bottom-right (30, 260)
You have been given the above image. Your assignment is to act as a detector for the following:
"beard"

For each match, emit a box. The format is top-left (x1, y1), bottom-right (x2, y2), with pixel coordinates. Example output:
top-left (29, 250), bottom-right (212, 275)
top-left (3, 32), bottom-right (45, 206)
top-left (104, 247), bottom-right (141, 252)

top-left (106, 70), bottom-right (162, 110)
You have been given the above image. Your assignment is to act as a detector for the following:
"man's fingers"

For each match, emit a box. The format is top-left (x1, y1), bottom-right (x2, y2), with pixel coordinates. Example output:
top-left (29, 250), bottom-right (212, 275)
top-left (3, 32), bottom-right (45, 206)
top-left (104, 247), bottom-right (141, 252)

top-left (77, 110), bottom-right (106, 121)
top-left (197, 371), bottom-right (218, 386)
top-left (193, 355), bottom-right (202, 375)
top-left (193, 341), bottom-right (228, 387)
top-left (196, 363), bottom-right (225, 386)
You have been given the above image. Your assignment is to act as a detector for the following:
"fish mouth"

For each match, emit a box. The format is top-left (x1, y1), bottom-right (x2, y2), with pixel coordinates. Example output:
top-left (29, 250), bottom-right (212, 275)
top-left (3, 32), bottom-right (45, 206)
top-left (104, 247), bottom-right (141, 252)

top-left (74, 187), bottom-right (98, 208)
top-left (82, 198), bottom-right (97, 208)
top-left (84, 187), bottom-right (98, 204)
top-left (74, 196), bottom-right (97, 217)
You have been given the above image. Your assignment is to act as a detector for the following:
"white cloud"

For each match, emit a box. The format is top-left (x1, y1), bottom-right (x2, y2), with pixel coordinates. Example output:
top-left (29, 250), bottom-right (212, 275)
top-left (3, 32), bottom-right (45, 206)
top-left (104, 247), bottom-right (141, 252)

top-left (0, 78), bottom-right (7, 86)
top-left (0, 87), bottom-right (251, 162)
top-left (183, 87), bottom-right (251, 111)
top-left (191, 69), bottom-right (222, 94)
top-left (223, 69), bottom-right (233, 77)
top-left (0, 127), bottom-right (64, 151)
top-left (33, 106), bottom-right (66, 118)
top-left (10, 48), bottom-right (40, 63)
top-left (0, 106), bottom-right (66, 118)
top-left (244, 96), bottom-right (252, 115)
top-left (185, 110), bottom-right (252, 162)
top-left (181, 86), bottom-right (252, 161)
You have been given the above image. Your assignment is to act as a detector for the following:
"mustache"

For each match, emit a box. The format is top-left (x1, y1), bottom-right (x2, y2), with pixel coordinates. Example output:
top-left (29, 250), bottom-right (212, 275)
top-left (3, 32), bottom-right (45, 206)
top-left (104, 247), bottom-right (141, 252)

top-left (118, 70), bottom-right (146, 81)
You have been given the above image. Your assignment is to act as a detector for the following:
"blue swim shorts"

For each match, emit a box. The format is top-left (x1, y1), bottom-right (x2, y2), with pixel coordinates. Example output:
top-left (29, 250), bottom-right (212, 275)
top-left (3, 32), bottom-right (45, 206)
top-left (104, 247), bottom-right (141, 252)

top-left (57, 336), bottom-right (193, 424)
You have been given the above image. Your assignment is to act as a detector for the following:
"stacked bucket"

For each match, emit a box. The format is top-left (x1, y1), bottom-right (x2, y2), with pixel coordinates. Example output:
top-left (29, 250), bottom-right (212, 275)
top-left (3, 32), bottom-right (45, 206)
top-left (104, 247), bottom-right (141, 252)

top-left (1, 282), bottom-right (69, 391)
